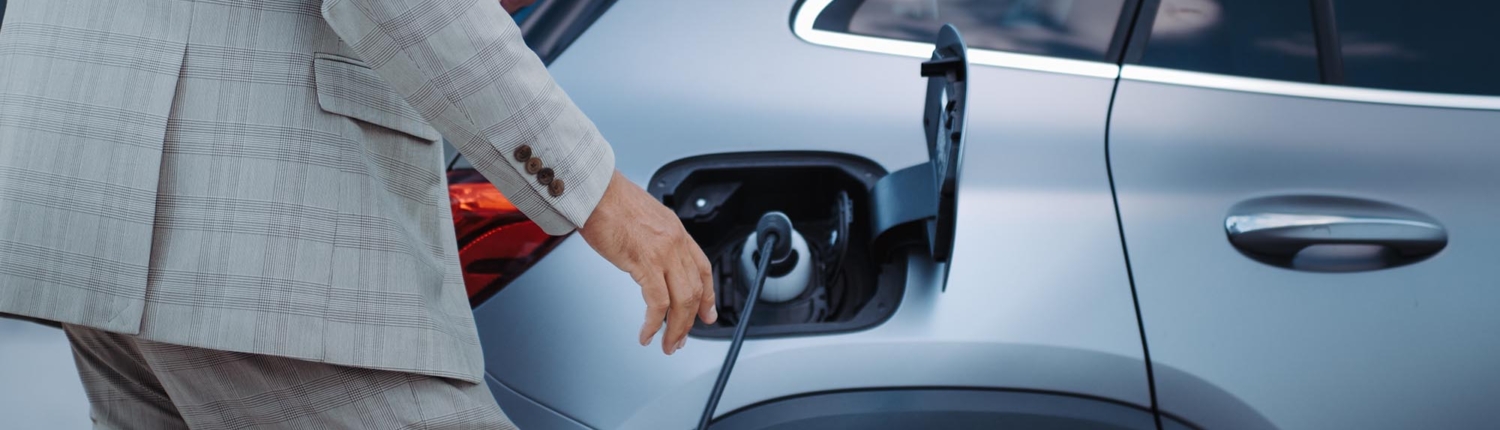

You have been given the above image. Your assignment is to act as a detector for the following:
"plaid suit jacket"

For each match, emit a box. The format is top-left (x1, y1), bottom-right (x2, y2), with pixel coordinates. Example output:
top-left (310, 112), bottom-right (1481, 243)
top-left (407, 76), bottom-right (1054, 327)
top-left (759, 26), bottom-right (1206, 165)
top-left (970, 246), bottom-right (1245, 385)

top-left (0, 0), bottom-right (614, 383)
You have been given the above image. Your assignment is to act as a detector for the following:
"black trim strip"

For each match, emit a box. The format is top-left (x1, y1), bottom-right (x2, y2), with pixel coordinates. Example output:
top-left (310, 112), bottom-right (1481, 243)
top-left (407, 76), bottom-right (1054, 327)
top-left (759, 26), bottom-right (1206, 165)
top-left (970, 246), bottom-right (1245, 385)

top-left (1106, 0), bottom-right (1143, 64)
top-left (1310, 0), bottom-right (1346, 84)
top-left (1121, 0), bottom-right (1160, 64)
top-left (715, 386), bottom-right (1160, 425)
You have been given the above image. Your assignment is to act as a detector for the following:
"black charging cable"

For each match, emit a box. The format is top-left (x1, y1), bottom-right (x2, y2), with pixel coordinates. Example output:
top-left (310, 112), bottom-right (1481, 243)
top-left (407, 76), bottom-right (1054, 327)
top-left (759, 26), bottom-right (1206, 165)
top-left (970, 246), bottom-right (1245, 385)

top-left (695, 212), bottom-right (794, 430)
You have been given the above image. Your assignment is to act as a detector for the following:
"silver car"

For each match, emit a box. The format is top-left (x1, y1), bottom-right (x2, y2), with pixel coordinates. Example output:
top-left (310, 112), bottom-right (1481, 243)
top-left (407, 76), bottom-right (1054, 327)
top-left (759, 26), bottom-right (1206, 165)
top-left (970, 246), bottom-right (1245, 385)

top-left (442, 0), bottom-right (1498, 429)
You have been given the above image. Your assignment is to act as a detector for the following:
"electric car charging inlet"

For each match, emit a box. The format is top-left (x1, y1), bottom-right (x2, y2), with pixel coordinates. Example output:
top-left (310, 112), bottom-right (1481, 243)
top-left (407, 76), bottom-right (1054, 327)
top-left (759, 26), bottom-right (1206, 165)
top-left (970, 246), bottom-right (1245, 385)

top-left (686, 24), bottom-right (970, 428)
top-left (696, 211), bottom-right (793, 430)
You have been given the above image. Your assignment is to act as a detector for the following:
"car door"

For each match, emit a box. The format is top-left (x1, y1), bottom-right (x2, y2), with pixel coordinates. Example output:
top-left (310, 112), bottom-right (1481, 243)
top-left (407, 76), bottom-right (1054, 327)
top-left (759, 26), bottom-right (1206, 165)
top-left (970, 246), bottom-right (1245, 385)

top-left (468, 0), bottom-right (1170, 428)
top-left (1108, 0), bottom-right (1500, 429)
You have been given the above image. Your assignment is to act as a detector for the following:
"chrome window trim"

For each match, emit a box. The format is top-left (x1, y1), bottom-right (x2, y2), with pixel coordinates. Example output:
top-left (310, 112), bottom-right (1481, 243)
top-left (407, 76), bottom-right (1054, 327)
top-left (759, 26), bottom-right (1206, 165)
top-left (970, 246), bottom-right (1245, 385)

top-left (793, 0), bottom-right (1500, 110)
top-left (791, 0), bottom-right (1121, 80)
top-left (1122, 65), bottom-right (1500, 111)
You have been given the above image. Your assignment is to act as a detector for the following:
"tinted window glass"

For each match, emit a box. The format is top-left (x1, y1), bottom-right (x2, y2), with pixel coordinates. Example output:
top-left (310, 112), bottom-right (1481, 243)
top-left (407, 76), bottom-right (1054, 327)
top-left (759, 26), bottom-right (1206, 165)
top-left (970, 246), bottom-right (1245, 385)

top-left (1335, 1), bottom-right (1500, 96)
top-left (1140, 0), bottom-right (1318, 82)
top-left (816, 0), bottom-right (1129, 62)
top-left (511, 2), bottom-right (538, 22)
top-left (516, 0), bottom-right (614, 65)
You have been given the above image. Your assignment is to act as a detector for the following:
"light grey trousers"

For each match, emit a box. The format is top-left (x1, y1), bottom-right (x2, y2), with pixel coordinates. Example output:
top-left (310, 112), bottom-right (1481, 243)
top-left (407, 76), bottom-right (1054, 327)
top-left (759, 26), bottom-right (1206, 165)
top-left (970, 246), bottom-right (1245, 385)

top-left (63, 325), bottom-right (516, 430)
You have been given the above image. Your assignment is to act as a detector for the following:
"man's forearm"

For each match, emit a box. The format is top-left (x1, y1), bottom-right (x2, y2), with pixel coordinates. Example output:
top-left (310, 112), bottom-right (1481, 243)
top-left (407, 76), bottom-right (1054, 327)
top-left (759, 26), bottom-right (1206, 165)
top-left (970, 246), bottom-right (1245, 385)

top-left (320, 0), bottom-right (614, 234)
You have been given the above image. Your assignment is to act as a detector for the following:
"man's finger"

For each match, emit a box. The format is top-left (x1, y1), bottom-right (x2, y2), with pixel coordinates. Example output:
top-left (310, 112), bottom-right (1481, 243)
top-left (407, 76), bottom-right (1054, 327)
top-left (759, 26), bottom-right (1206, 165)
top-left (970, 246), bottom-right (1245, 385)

top-left (662, 254), bottom-right (701, 355)
top-left (692, 244), bottom-right (717, 324)
top-left (637, 271), bottom-right (669, 347)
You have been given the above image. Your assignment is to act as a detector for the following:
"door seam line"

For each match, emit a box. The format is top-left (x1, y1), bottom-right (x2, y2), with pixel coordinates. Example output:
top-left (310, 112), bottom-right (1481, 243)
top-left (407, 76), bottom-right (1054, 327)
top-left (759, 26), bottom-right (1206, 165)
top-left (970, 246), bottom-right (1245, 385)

top-left (1105, 76), bottom-right (1163, 430)
top-left (1107, 0), bottom-right (1163, 428)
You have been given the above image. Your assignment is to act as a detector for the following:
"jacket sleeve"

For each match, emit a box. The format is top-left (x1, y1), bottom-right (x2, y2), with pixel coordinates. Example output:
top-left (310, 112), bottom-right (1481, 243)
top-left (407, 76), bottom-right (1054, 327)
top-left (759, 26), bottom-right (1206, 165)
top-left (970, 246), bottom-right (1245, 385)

top-left (320, 0), bottom-right (614, 235)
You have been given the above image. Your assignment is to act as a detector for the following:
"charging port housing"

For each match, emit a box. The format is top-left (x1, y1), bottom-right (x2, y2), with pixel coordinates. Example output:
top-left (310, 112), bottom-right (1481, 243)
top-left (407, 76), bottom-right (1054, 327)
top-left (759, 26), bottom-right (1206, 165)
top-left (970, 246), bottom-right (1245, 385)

top-left (650, 152), bottom-right (908, 338)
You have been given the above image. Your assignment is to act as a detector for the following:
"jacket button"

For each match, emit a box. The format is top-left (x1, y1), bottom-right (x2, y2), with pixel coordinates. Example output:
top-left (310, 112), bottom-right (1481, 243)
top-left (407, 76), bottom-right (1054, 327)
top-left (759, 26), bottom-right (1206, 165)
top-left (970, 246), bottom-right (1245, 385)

top-left (525, 157), bottom-right (543, 175)
top-left (536, 168), bottom-right (555, 186)
top-left (549, 179), bottom-right (566, 197)
top-left (513, 145), bottom-right (532, 162)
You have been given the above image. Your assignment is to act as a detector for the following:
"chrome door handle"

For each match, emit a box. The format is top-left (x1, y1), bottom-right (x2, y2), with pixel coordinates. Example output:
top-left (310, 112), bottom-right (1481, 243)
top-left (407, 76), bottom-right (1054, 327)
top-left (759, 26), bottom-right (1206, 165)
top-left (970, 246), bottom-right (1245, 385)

top-left (1225, 196), bottom-right (1447, 272)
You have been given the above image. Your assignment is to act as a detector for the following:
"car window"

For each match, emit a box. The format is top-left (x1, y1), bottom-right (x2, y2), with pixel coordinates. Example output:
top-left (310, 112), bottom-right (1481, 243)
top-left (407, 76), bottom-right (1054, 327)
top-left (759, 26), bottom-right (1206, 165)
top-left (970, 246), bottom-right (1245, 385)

top-left (1139, 0), bottom-right (1319, 83)
top-left (811, 0), bottom-right (1130, 62)
top-left (511, 1), bottom-right (538, 22)
top-left (1335, 1), bottom-right (1500, 96)
top-left (517, 0), bottom-right (615, 65)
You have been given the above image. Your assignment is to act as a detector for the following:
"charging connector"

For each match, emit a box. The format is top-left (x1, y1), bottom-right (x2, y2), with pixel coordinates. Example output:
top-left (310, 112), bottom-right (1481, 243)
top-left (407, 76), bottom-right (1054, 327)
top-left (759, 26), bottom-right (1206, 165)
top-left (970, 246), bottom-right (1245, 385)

top-left (695, 211), bottom-right (792, 430)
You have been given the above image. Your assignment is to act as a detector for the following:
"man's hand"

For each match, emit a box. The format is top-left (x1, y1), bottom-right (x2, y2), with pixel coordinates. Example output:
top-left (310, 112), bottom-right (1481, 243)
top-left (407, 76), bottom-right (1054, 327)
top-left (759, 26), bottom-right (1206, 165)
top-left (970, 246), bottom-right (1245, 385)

top-left (501, 0), bottom-right (534, 14)
top-left (579, 171), bottom-right (717, 355)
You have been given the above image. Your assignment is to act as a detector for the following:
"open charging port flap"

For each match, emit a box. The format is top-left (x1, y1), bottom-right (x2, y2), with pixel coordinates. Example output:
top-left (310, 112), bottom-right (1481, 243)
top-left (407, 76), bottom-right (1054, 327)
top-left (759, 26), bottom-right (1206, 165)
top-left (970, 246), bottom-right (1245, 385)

top-left (650, 25), bottom-right (971, 337)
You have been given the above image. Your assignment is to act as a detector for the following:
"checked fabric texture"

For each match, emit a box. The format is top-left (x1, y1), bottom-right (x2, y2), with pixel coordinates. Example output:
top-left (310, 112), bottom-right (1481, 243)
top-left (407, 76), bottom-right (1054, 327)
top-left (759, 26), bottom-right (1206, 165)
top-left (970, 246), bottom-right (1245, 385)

top-left (65, 324), bottom-right (516, 429)
top-left (0, 0), bottom-right (615, 385)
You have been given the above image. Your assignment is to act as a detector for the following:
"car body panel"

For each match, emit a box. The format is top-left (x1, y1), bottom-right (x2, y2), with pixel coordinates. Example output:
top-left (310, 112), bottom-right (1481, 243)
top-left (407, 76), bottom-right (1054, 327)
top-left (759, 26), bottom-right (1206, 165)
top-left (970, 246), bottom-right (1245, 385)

top-left (473, 0), bottom-right (1148, 428)
top-left (1110, 74), bottom-right (1500, 429)
top-left (485, 375), bottom-right (592, 430)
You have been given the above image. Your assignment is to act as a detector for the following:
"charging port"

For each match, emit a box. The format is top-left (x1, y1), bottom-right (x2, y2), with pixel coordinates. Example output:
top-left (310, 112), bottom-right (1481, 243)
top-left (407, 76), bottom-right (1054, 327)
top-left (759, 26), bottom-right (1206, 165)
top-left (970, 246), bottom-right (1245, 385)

top-left (650, 152), bottom-right (908, 338)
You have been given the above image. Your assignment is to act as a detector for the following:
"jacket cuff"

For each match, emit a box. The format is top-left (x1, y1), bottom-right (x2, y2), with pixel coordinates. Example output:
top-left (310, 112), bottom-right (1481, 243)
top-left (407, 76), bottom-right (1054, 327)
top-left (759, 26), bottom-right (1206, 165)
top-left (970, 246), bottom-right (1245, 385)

top-left (525, 135), bottom-right (613, 236)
